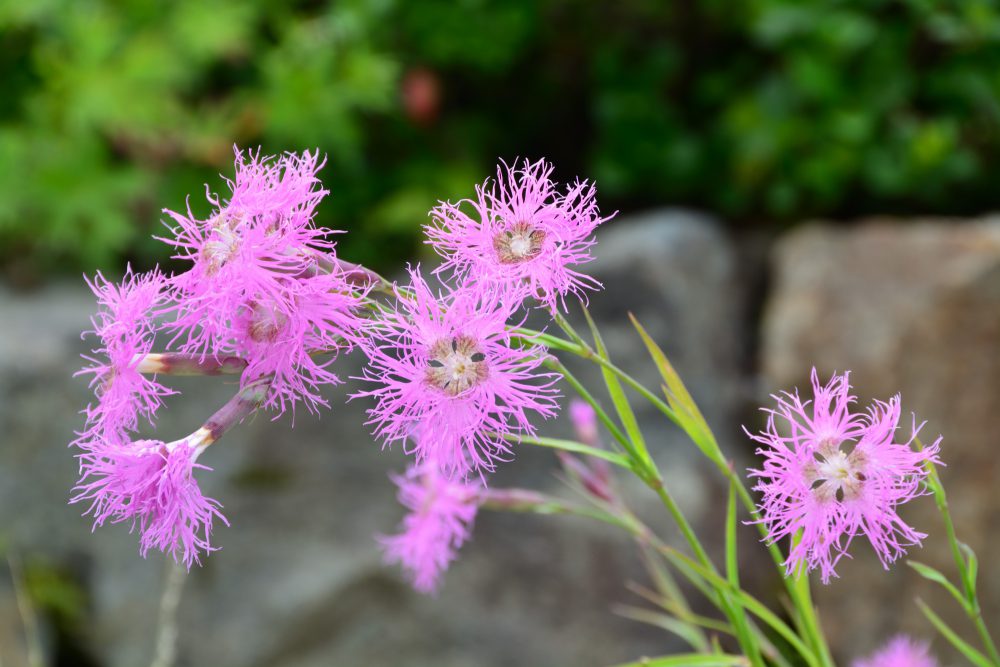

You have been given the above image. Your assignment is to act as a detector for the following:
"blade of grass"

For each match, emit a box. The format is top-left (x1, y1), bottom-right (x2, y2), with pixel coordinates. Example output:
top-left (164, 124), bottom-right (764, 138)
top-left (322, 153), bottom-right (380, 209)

top-left (579, 305), bottom-right (655, 476)
top-left (917, 599), bottom-right (993, 667)
top-left (508, 433), bottom-right (634, 470)
top-left (611, 654), bottom-right (749, 667)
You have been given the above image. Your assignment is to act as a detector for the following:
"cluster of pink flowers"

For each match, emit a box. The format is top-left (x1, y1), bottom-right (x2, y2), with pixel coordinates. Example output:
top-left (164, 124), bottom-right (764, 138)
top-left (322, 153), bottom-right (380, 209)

top-left (747, 369), bottom-right (941, 583)
top-left (73, 148), bottom-right (368, 567)
top-left (69, 145), bottom-right (965, 660)
top-left (72, 152), bottom-right (610, 588)
top-left (162, 149), bottom-right (368, 414)
top-left (366, 158), bottom-right (612, 591)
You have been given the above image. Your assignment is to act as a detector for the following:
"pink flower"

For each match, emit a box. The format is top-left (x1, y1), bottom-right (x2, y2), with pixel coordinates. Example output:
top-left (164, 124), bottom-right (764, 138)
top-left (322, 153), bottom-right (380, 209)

top-left (230, 269), bottom-right (369, 414)
top-left (161, 147), bottom-right (367, 413)
top-left (73, 435), bottom-right (227, 568)
top-left (380, 458), bottom-right (480, 593)
top-left (426, 158), bottom-right (612, 310)
top-left (853, 635), bottom-right (938, 667)
top-left (76, 267), bottom-right (173, 447)
top-left (162, 148), bottom-right (330, 353)
top-left (357, 269), bottom-right (560, 478)
top-left (747, 369), bottom-right (941, 583)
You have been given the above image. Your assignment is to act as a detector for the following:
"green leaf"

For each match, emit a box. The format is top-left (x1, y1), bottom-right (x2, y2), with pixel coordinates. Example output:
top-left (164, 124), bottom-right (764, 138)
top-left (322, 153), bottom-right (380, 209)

top-left (907, 560), bottom-right (968, 611)
top-left (726, 483), bottom-right (739, 588)
top-left (614, 605), bottom-right (713, 652)
top-left (960, 542), bottom-right (979, 601)
top-left (581, 306), bottom-right (655, 473)
top-left (629, 314), bottom-right (723, 465)
top-left (611, 653), bottom-right (749, 667)
top-left (511, 434), bottom-right (633, 470)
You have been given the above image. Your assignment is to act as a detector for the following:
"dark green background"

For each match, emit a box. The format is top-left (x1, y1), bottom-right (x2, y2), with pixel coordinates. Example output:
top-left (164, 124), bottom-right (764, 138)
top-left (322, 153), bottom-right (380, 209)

top-left (3, 0), bottom-right (1000, 280)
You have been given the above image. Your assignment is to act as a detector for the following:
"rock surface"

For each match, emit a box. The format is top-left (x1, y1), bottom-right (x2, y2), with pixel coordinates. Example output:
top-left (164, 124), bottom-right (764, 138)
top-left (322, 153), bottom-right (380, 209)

top-left (761, 217), bottom-right (1000, 663)
top-left (0, 209), bottom-right (747, 667)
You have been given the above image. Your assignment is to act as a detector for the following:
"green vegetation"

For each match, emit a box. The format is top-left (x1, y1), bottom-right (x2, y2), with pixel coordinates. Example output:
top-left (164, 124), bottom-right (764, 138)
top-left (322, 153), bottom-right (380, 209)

top-left (3, 0), bottom-right (1000, 278)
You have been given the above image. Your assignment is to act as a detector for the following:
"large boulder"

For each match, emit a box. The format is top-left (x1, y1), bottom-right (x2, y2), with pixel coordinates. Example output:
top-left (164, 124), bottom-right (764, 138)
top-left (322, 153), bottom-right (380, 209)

top-left (760, 217), bottom-right (1000, 663)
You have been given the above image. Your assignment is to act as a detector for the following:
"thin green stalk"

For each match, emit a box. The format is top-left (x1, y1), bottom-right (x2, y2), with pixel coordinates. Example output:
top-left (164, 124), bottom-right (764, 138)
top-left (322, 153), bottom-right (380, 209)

top-left (652, 486), bottom-right (764, 667)
top-left (8, 554), bottom-right (43, 667)
top-left (506, 433), bottom-right (634, 470)
top-left (786, 534), bottom-right (836, 667)
top-left (629, 553), bottom-right (712, 650)
top-left (543, 356), bottom-right (632, 455)
top-left (549, 307), bottom-right (589, 348)
top-left (921, 443), bottom-right (1000, 666)
top-left (611, 654), bottom-right (749, 667)
top-left (512, 327), bottom-right (684, 430)
top-left (579, 351), bottom-right (682, 427)
top-left (651, 485), bottom-right (712, 570)
top-left (479, 489), bottom-right (644, 536)
top-left (917, 599), bottom-right (993, 667)
top-left (657, 546), bottom-right (821, 667)
top-left (150, 559), bottom-right (186, 667)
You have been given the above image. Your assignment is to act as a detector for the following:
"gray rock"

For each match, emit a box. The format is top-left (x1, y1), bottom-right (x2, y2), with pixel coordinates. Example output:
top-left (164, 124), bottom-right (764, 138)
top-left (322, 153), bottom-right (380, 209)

top-left (761, 217), bottom-right (1000, 664)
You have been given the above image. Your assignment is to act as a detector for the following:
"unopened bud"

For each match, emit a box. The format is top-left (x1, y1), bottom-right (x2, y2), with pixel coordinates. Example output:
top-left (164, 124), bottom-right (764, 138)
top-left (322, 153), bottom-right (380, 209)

top-left (569, 399), bottom-right (599, 447)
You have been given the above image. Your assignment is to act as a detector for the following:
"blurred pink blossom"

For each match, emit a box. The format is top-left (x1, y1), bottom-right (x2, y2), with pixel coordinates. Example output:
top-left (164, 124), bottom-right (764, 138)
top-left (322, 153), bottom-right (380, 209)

top-left (853, 635), bottom-right (938, 667)
top-left (380, 457), bottom-right (480, 594)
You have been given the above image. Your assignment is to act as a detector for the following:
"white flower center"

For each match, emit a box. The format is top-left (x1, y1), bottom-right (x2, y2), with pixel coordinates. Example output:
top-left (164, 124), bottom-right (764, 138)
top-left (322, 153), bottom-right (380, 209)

top-left (425, 335), bottom-right (488, 396)
top-left (805, 440), bottom-right (867, 503)
top-left (493, 221), bottom-right (545, 265)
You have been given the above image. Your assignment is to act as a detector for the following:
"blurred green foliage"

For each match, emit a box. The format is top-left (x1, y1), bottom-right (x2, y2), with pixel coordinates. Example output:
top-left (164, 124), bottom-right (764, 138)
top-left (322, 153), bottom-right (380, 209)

top-left (3, 0), bottom-right (1000, 279)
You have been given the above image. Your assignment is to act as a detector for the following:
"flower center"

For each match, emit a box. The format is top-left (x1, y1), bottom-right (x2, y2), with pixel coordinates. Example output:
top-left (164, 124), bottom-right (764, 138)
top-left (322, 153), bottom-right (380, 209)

top-left (805, 439), bottom-right (867, 503)
top-left (425, 335), bottom-right (488, 396)
top-left (201, 215), bottom-right (242, 275)
top-left (493, 221), bottom-right (545, 265)
top-left (247, 302), bottom-right (288, 343)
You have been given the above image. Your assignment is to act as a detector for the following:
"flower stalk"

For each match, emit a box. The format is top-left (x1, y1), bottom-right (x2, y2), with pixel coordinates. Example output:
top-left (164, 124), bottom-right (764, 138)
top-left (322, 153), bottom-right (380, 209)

top-left (135, 352), bottom-right (248, 376)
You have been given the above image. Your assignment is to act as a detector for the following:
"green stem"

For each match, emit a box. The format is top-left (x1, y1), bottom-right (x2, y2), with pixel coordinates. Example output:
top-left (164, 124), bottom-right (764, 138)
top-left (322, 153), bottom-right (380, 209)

top-left (543, 356), bottom-right (634, 456)
top-left (922, 446), bottom-right (1000, 666)
top-left (787, 534), bottom-right (836, 667)
top-left (507, 433), bottom-right (634, 470)
top-left (479, 488), bottom-right (642, 534)
top-left (651, 484), bottom-right (712, 568)
top-left (513, 327), bottom-right (683, 430)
